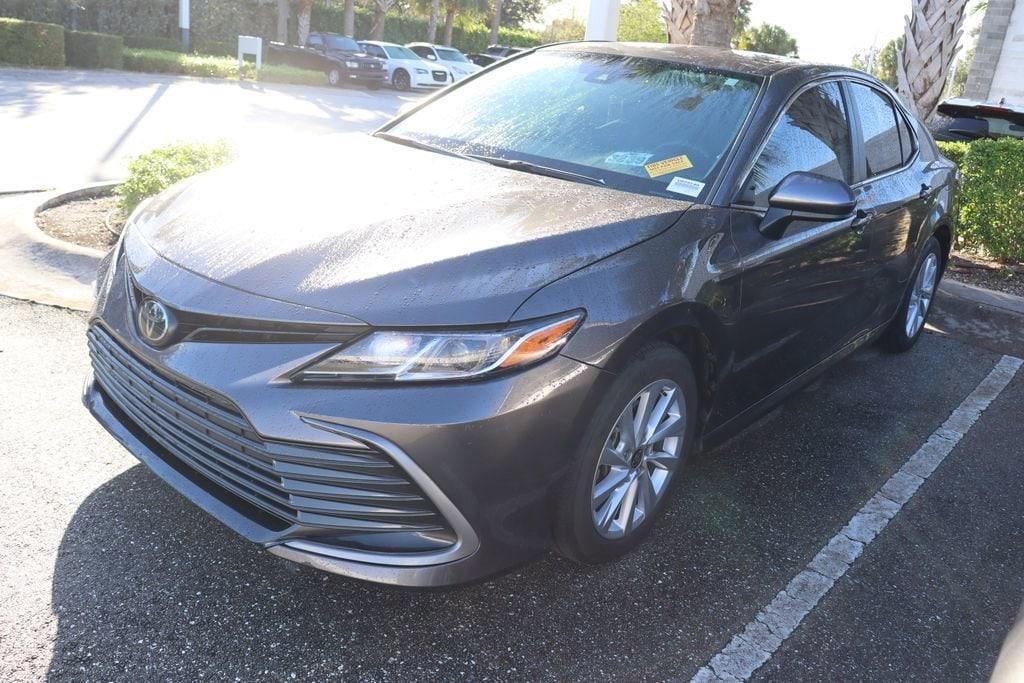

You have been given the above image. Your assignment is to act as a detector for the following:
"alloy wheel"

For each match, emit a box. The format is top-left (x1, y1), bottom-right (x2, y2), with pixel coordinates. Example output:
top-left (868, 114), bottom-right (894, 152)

top-left (591, 379), bottom-right (685, 539)
top-left (328, 69), bottom-right (340, 86)
top-left (905, 252), bottom-right (938, 338)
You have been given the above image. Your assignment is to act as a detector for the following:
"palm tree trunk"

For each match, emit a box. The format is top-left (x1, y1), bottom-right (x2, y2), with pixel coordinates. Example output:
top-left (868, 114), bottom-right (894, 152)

top-left (344, 0), bottom-right (356, 36)
top-left (664, 0), bottom-right (696, 45)
top-left (276, 0), bottom-right (290, 43)
top-left (489, 0), bottom-right (502, 46)
top-left (897, 0), bottom-right (969, 122)
top-left (428, 0), bottom-right (440, 43)
top-left (297, 1), bottom-right (313, 46)
top-left (690, 0), bottom-right (740, 48)
top-left (443, 5), bottom-right (456, 45)
top-left (371, 7), bottom-right (386, 40)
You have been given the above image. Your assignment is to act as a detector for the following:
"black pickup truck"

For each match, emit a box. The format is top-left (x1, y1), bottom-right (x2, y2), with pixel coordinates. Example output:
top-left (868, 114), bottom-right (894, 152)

top-left (267, 32), bottom-right (386, 89)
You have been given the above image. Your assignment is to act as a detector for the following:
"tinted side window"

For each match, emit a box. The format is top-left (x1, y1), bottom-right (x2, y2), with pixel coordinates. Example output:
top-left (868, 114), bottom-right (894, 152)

top-left (850, 83), bottom-right (903, 176)
top-left (744, 82), bottom-right (853, 205)
top-left (411, 46), bottom-right (431, 59)
top-left (308, 35), bottom-right (323, 47)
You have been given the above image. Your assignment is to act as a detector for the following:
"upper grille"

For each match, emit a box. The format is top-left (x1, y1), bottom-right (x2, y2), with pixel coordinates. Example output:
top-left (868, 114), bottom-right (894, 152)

top-left (87, 325), bottom-right (454, 541)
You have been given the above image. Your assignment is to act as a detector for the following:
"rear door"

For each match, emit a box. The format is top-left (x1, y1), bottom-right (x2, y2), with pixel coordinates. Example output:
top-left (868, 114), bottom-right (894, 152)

top-left (845, 81), bottom-right (938, 326)
top-left (727, 80), bottom-right (876, 405)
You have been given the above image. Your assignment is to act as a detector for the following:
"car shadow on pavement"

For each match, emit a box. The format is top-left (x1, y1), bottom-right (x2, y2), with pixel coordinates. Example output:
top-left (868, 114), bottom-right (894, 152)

top-left (45, 334), bottom-right (1003, 681)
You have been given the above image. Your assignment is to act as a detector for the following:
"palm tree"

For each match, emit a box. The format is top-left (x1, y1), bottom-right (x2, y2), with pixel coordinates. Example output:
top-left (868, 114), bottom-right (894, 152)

top-left (344, 0), bottom-right (356, 36)
top-left (371, 0), bottom-right (397, 40)
top-left (897, 0), bottom-right (970, 122)
top-left (276, 0), bottom-right (290, 42)
top-left (296, 0), bottom-right (313, 46)
top-left (428, 0), bottom-right (441, 42)
top-left (490, 0), bottom-right (503, 45)
top-left (664, 0), bottom-right (741, 48)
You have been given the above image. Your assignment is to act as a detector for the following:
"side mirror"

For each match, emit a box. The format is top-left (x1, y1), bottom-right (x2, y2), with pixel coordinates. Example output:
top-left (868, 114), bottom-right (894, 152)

top-left (759, 171), bottom-right (856, 239)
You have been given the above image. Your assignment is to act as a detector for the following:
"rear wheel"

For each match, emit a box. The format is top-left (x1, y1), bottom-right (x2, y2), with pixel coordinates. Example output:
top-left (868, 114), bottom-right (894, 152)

top-left (880, 236), bottom-right (942, 352)
top-left (392, 69), bottom-right (411, 91)
top-left (554, 343), bottom-right (698, 564)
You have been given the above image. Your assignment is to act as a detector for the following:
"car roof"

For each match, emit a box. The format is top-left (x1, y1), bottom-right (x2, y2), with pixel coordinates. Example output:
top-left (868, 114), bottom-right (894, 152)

top-left (407, 42), bottom-right (462, 50)
top-left (540, 42), bottom-right (854, 80)
top-left (361, 40), bottom-right (401, 48)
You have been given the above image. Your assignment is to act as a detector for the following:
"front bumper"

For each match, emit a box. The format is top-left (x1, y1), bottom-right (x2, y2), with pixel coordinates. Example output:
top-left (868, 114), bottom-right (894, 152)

top-left (85, 250), bottom-right (604, 586)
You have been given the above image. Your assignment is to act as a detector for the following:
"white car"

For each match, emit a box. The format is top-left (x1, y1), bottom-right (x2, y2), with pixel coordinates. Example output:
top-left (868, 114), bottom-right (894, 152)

top-left (359, 41), bottom-right (454, 91)
top-left (406, 43), bottom-right (482, 82)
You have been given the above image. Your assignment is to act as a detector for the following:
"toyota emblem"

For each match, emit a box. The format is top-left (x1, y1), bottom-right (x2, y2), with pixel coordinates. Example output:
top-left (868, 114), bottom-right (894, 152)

top-left (137, 298), bottom-right (175, 346)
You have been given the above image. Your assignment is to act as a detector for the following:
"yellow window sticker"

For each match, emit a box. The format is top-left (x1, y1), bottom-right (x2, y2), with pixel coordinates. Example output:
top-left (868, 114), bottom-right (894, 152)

top-left (644, 154), bottom-right (693, 178)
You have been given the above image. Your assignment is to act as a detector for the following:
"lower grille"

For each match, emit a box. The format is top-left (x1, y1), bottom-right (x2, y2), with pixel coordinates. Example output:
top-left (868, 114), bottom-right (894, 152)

top-left (432, 70), bottom-right (447, 82)
top-left (88, 325), bottom-right (454, 540)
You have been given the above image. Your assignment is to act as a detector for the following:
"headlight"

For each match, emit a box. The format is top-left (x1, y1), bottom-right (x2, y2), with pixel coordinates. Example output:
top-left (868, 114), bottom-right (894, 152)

top-left (295, 311), bottom-right (583, 382)
top-left (454, 67), bottom-right (467, 75)
top-left (345, 60), bottom-right (359, 69)
top-left (416, 68), bottom-right (428, 74)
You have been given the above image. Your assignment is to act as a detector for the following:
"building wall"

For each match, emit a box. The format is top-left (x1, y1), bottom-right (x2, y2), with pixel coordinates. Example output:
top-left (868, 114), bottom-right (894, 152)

top-left (989, 0), bottom-right (1024, 104)
top-left (964, 0), bottom-right (1016, 103)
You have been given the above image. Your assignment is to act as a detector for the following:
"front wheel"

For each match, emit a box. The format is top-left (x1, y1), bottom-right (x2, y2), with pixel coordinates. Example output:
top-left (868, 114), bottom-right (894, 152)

top-left (327, 68), bottom-right (341, 87)
top-left (392, 69), bottom-right (411, 91)
top-left (554, 343), bottom-right (698, 564)
top-left (879, 236), bottom-right (943, 352)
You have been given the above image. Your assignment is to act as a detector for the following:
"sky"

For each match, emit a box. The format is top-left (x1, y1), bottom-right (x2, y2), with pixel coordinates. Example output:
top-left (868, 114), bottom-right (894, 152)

top-left (538, 0), bottom-right (985, 67)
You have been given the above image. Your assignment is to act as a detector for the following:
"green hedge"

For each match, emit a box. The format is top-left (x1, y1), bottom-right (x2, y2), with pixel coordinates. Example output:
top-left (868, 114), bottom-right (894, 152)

top-left (0, 17), bottom-right (65, 67)
top-left (121, 48), bottom-right (326, 87)
top-left (124, 35), bottom-right (183, 52)
top-left (939, 138), bottom-right (1024, 262)
top-left (117, 141), bottom-right (234, 214)
top-left (66, 30), bottom-right (123, 69)
top-left (311, 6), bottom-right (541, 54)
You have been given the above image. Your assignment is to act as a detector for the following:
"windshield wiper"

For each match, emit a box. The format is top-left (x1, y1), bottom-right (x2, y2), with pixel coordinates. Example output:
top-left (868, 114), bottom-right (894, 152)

top-left (467, 155), bottom-right (607, 187)
top-left (373, 132), bottom-right (481, 164)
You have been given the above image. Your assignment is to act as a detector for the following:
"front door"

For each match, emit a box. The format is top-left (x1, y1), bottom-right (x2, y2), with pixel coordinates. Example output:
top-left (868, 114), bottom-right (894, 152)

top-left (724, 81), bottom-right (876, 411)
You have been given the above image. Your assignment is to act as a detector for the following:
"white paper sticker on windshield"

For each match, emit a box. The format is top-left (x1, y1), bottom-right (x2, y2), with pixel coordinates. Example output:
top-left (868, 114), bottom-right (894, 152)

top-left (604, 151), bottom-right (652, 167)
top-left (666, 176), bottom-right (705, 197)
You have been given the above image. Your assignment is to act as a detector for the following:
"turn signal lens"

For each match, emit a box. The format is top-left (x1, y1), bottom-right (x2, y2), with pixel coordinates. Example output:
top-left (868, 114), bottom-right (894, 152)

top-left (499, 317), bottom-right (582, 368)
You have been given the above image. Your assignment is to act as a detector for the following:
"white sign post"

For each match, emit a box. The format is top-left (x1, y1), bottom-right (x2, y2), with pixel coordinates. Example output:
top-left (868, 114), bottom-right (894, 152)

top-left (238, 35), bottom-right (263, 72)
top-left (584, 0), bottom-right (621, 40)
top-left (178, 0), bottom-right (190, 51)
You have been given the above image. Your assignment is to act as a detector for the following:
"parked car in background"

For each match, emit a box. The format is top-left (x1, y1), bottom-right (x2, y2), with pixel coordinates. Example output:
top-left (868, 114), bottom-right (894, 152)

top-left (406, 42), bottom-right (482, 81)
top-left (85, 43), bottom-right (958, 588)
top-left (359, 41), bottom-right (453, 91)
top-left (469, 45), bottom-right (526, 67)
top-left (268, 31), bottom-right (386, 89)
top-left (930, 97), bottom-right (1024, 141)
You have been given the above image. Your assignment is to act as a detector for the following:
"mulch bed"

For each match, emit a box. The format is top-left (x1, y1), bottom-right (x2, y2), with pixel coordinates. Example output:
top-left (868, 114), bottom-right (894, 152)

top-left (946, 252), bottom-right (1024, 299)
top-left (36, 195), bottom-right (125, 251)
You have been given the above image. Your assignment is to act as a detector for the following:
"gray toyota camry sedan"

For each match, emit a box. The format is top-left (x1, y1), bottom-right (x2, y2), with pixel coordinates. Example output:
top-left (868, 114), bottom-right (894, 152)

top-left (85, 43), bottom-right (958, 587)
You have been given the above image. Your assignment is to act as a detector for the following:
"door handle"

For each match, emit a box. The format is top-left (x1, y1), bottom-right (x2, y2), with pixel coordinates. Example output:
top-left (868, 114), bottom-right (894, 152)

top-left (850, 209), bottom-right (874, 234)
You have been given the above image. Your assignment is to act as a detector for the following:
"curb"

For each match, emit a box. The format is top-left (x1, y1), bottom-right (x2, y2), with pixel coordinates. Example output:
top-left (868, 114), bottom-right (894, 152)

top-left (939, 279), bottom-right (1024, 318)
top-left (0, 182), bottom-right (121, 311)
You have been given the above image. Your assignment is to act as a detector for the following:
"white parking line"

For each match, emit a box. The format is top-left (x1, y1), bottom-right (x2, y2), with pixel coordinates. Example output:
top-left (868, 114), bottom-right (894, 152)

top-left (692, 354), bottom-right (1024, 683)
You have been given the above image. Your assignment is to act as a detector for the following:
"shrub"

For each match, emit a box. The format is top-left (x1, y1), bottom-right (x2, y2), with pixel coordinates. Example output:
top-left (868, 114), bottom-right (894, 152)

top-left (937, 140), bottom-right (968, 169)
top-left (254, 63), bottom-right (327, 86)
top-left (953, 138), bottom-right (1024, 262)
top-left (122, 48), bottom-right (240, 78)
top-left (117, 141), bottom-right (234, 214)
top-left (124, 35), bottom-right (183, 52)
top-left (0, 17), bottom-right (65, 67)
top-left (65, 30), bottom-right (124, 69)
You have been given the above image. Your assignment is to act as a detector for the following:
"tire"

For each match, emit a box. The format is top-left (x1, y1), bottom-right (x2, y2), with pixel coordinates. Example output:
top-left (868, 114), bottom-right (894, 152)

top-left (392, 69), bottom-right (411, 91)
top-left (554, 343), bottom-right (698, 564)
top-left (327, 68), bottom-right (341, 87)
top-left (879, 236), bottom-right (943, 353)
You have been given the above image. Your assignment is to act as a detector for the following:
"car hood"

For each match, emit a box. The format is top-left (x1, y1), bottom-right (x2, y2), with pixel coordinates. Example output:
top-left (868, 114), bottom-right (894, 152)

top-left (130, 135), bottom-right (690, 326)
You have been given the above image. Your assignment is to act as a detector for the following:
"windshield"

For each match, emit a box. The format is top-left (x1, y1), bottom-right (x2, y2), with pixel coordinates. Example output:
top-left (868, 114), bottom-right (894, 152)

top-left (385, 45), bottom-right (421, 60)
top-left (387, 51), bottom-right (761, 200)
top-left (324, 35), bottom-right (360, 52)
top-left (436, 48), bottom-right (470, 63)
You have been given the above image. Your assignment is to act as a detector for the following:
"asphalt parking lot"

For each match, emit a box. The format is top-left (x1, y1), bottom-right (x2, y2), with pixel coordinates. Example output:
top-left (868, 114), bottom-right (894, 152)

top-left (2, 291), bottom-right (1022, 681)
